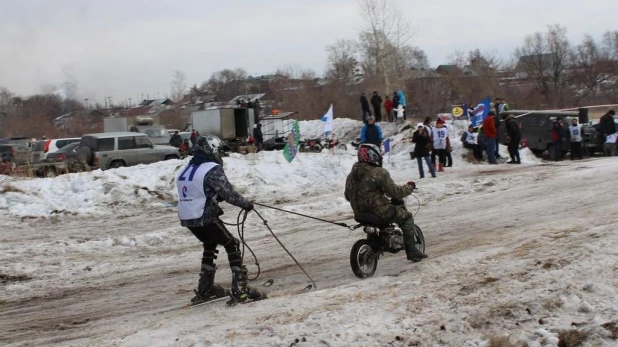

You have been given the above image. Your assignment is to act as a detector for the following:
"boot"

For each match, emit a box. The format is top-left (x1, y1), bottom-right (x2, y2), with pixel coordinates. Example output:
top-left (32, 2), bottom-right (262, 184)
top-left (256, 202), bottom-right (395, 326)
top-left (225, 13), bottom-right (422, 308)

top-left (438, 163), bottom-right (444, 172)
top-left (191, 264), bottom-right (229, 305)
top-left (228, 265), bottom-right (267, 305)
top-left (403, 232), bottom-right (428, 262)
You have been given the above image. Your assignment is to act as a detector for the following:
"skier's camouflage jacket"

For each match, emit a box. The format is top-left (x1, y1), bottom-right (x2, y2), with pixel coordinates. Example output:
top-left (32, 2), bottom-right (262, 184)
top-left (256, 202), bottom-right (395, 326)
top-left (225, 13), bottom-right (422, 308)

top-left (180, 165), bottom-right (251, 228)
top-left (344, 162), bottom-right (413, 222)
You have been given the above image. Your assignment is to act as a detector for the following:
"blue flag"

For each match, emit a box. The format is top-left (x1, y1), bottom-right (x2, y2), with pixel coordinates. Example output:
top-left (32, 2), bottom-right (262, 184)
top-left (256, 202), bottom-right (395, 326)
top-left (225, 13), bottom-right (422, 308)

top-left (383, 139), bottom-right (390, 154)
top-left (470, 97), bottom-right (491, 127)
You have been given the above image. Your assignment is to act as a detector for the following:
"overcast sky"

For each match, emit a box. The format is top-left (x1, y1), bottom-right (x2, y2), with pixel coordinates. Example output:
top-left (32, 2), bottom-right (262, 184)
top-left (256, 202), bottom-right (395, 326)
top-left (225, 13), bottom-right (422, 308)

top-left (1, 0), bottom-right (616, 105)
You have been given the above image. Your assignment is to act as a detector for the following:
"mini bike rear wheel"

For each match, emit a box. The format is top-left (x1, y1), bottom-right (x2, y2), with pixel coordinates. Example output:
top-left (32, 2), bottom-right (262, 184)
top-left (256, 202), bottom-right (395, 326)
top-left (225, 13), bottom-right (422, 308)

top-left (350, 239), bottom-right (378, 278)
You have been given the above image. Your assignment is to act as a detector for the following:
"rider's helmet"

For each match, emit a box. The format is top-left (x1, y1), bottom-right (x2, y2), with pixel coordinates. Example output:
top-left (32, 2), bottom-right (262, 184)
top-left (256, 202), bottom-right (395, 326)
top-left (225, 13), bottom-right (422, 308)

top-left (194, 135), bottom-right (223, 165)
top-left (357, 143), bottom-right (382, 167)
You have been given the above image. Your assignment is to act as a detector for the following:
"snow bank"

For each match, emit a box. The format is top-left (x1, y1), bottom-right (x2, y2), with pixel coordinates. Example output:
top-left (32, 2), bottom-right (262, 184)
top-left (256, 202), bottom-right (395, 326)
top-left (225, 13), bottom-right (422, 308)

top-left (0, 118), bottom-right (541, 218)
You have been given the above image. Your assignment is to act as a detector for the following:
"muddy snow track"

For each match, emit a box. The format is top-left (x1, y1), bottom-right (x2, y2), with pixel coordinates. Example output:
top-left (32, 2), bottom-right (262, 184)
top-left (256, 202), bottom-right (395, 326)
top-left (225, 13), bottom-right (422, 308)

top-left (1, 160), bottom-right (617, 346)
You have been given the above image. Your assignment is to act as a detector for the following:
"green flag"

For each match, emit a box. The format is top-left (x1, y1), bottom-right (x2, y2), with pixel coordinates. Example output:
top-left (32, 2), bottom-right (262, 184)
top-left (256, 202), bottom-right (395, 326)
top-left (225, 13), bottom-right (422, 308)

top-left (283, 121), bottom-right (300, 163)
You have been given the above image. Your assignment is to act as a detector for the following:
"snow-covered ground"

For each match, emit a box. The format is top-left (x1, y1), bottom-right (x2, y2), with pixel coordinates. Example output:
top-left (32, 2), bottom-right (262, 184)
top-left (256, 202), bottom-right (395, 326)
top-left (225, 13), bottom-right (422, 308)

top-left (1, 119), bottom-right (617, 346)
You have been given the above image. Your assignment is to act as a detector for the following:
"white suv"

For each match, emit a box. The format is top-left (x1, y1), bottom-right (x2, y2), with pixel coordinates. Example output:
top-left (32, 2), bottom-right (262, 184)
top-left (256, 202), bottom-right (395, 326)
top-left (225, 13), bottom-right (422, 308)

top-left (31, 138), bottom-right (81, 163)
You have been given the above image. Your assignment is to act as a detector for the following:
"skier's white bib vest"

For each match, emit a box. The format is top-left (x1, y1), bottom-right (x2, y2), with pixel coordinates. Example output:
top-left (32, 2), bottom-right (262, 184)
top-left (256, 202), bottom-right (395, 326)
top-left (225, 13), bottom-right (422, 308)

top-left (569, 125), bottom-right (582, 142)
top-left (176, 162), bottom-right (218, 221)
top-left (465, 131), bottom-right (478, 145)
top-left (432, 127), bottom-right (449, 149)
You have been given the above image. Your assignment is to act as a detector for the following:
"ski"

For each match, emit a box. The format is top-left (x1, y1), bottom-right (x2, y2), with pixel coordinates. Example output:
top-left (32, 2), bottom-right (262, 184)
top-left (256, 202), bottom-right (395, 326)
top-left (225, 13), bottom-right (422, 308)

top-left (186, 296), bottom-right (229, 309)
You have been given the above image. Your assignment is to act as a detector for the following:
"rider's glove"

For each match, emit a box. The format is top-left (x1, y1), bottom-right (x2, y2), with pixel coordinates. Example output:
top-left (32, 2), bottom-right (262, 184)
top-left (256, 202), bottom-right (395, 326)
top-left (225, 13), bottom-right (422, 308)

top-left (407, 181), bottom-right (416, 189)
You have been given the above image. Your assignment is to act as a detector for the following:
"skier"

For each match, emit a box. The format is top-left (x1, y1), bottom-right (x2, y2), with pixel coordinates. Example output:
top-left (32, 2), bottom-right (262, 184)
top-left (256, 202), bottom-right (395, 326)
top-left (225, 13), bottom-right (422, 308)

top-left (431, 119), bottom-right (449, 172)
top-left (176, 136), bottom-right (265, 305)
top-left (344, 143), bottom-right (428, 262)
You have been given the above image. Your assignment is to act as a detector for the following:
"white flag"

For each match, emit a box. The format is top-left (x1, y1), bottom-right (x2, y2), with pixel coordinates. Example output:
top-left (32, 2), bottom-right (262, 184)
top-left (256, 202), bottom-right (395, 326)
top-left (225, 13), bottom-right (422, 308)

top-left (321, 104), bottom-right (333, 135)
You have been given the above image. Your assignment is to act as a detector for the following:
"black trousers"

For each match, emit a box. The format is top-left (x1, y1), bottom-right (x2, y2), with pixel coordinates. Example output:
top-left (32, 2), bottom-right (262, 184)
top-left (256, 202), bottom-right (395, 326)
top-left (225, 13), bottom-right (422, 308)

top-left (431, 149), bottom-right (446, 166)
top-left (189, 222), bottom-right (242, 270)
top-left (570, 142), bottom-right (582, 160)
top-left (373, 106), bottom-right (382, 122)
top-left (508, 137), bottom-right (521, 162)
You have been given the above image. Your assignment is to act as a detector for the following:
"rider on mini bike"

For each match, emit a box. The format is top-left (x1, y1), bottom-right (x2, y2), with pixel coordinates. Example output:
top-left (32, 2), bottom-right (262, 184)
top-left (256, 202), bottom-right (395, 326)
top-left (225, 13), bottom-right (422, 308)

top-left (344, 143), bottom-right (428, 262)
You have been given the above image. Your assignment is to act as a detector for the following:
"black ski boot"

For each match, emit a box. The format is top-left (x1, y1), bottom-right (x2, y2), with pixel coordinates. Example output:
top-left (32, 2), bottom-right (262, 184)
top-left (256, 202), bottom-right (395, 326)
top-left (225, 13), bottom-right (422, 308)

top-left (227, 265), bottom-right (267, 306)
top-left (191, 265), bottom-right (229, 305)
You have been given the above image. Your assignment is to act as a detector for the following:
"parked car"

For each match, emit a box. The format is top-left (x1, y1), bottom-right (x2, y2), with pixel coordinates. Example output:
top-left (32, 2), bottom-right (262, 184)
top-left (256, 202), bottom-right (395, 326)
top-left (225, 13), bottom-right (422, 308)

top-left (0, 144), bottom-right (30, 165)
top-left (77, 132), bottom-right (180, 170)
top-left (31, 137), bottom-right (81, 164)
top-left (40, 142), bottom-right (84, 174)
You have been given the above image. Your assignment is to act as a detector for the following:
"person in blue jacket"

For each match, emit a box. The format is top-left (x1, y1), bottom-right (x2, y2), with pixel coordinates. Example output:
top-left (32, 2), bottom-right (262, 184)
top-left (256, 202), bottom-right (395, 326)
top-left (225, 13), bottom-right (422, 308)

top-left (396, 90), bottom-right (407, 120)
top-left (360, 116), bottom-right (383, 147)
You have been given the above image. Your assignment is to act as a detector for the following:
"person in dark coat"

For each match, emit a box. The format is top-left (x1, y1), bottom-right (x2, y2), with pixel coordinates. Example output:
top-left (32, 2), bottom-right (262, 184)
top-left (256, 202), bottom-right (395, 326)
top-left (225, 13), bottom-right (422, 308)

top-left (370, 91), bottom-right (383, 122)
top-left (253, 123), bottom-right (264, 152)
top-left (412, 123), bottom-right (436, 178)
top-left (360, 93), bottom-right (372, 123)
top-left (392, 92), bottom-right (400, 114)
top-left (551, 117), bottom-right (565, 161)
top-left (504, 115), bottom-right (521, 164)
top-left (169, 131), bottom-right (183, 147)
top-left (599, 110), bottom-right (616, 138)
top-left (360, 116), bottom-right (383, 147)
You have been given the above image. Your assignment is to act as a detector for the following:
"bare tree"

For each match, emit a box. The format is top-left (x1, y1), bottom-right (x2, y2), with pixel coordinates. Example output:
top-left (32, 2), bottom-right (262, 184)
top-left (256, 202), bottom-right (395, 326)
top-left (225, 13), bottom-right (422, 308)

top-left (325, 39), bottom-right (359, 82)
top-left (170, 70), bottom-right (187, 101)
top-left (200, 68), bottom-right (248, 100)
top-left (275, 65), bottom-right (317, 80)
top-left (515, 24), bottom-right (572, 108)
top-left (357, 0), bottom-right (414, 93)
top-left (570, 35), bottom-right (612, 103)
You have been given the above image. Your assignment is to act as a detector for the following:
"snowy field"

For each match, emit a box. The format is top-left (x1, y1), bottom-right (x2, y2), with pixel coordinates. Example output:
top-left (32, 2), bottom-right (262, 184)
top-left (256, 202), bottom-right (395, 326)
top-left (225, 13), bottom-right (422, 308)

top-left (1, 119), bottom-right (617, 347)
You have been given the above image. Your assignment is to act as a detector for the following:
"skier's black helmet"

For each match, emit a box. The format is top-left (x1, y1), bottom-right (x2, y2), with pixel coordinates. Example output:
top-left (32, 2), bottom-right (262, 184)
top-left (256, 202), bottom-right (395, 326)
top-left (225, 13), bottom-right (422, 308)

top-left (194, 135), bottom-right (223, 165)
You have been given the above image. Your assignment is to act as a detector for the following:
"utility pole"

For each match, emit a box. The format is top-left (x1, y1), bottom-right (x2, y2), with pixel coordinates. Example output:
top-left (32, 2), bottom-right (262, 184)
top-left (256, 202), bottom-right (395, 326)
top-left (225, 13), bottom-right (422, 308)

top-left (84, 98), bottom-right (89, 109)
top-left (128, 98), bottom-right (132, 107)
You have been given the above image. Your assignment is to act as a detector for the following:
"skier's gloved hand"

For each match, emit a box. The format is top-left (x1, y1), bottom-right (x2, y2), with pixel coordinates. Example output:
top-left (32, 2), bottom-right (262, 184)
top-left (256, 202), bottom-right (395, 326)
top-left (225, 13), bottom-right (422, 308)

top-left (244, 202), bottom-right (254, 212)
top-left (407, 181), bottom-right (416, 189)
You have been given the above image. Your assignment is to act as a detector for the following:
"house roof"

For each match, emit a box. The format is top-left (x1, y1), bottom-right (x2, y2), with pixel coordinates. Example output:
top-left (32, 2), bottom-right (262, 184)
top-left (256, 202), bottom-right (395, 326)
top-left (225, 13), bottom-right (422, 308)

top-left (516, 54), bottom-right (554, 70)
top-left (123, 106), bottom-right (152, 117)
top-left (436, 65), bottom-right (459, 73)
top-left (229, 93), bottom-right (267, 103)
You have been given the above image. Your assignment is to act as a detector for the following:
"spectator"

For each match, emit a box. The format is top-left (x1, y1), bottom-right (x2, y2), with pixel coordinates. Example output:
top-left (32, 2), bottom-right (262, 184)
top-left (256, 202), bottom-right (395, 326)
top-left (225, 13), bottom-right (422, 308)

top-left (431, 118), bottom-right (449, 172)
top-left (568, 118), bottom-right (583, 160)
top-left (599, 110), bottom-right (616, 138)
top-left (247, 99), bottom-right (253, 108)
top-left (384, 96), bottom-right (394, 122)
top-left (360, 93), bottom-right (372, 123)
top-left (467, 103), bottom-right (475, 119)
top-left (444, 120), bottom-right (453, 167)
top-left (253, 123), bottom-right (264, 152)
top-left (169, 131), bottom-right (183, 147)
top-left (551, 117), bottom-right (565, 161)
top-left (605, 132), bottom-right (617, 156)
top-left (395, 104), bottom-right (404, 124)
top-left (482, 111), bottom-right (498, 164)
top-left (360, 116), bottom-right (383, 147)
top-left (461, 125), bottom-right (483, 160)
top-left (190, 129), bottom-right (200, 147)
top-left (412, 123), bottom-right (436, 178)
top-left (396, 90), bottom-right (407, 120)
top-left (494, 98), bottom-right (502, 116)
top-left (253, 99), bottom-right (262, 119)
top-left (370, 91), bottom-right (383, 122)
top-left (392, 92), bottom-right (400, 115)
top-left (504, 114), bottom-right (521, 164)
top-left (499, 98), bottom-right (510, 113)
